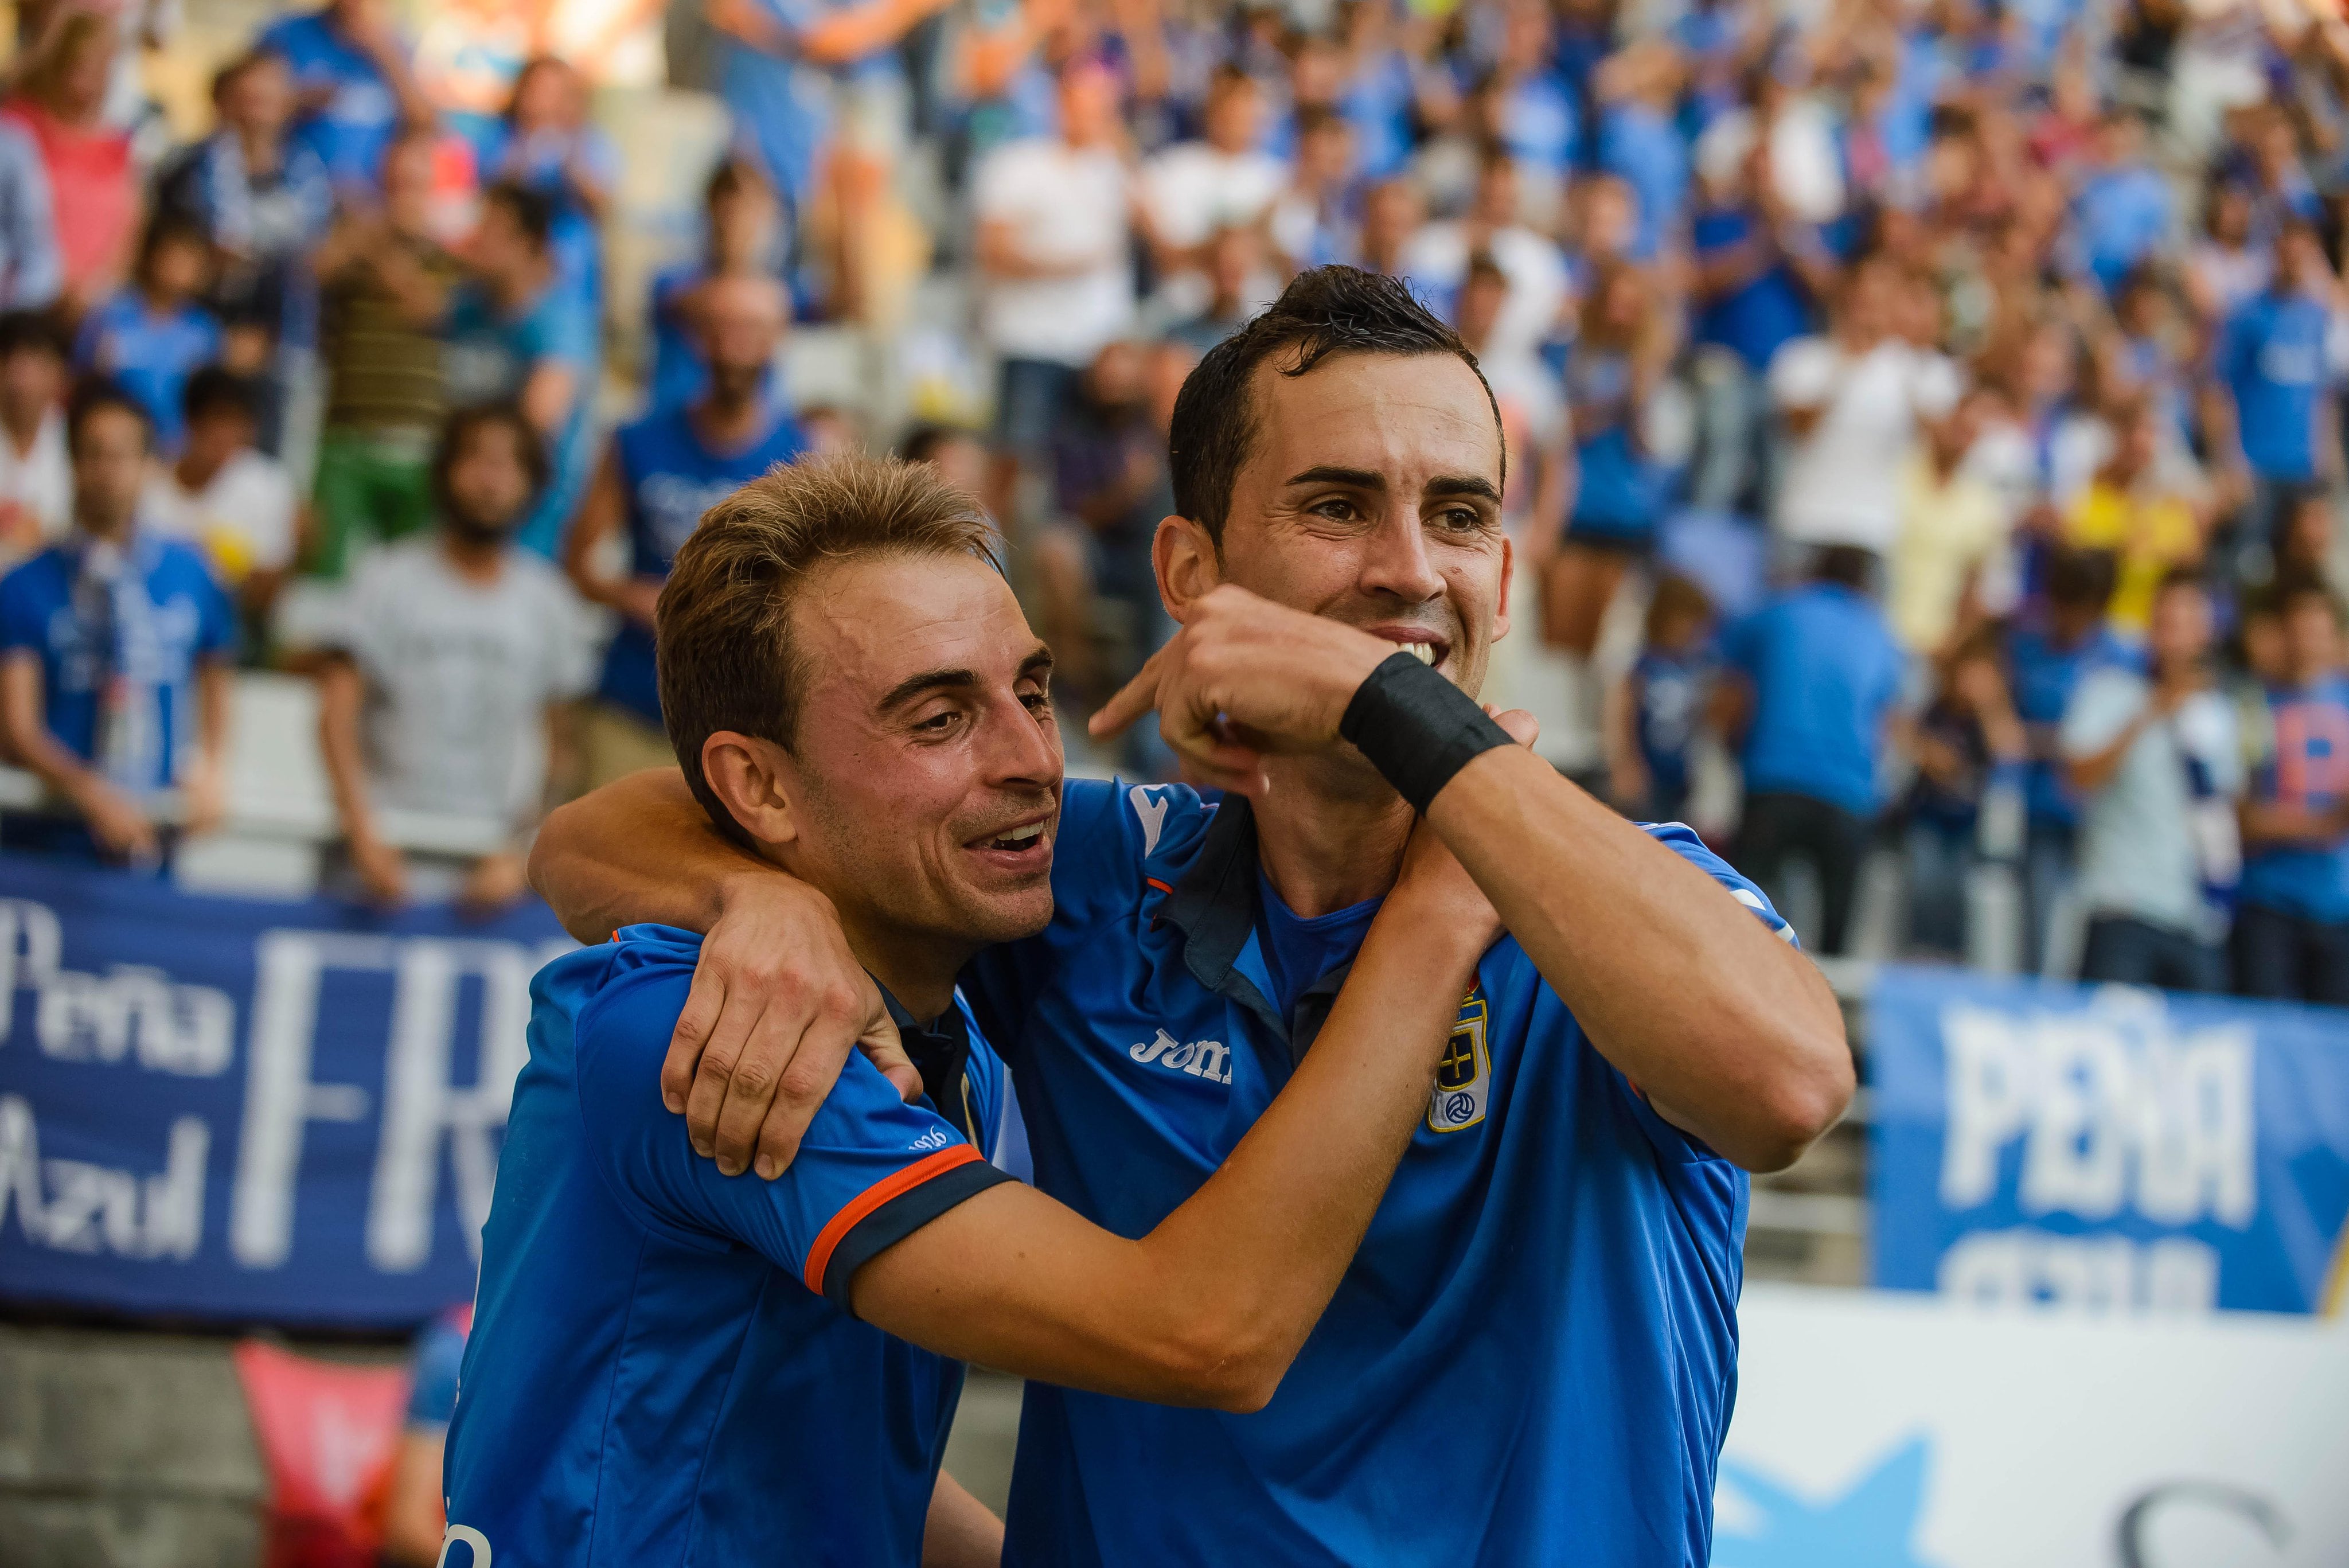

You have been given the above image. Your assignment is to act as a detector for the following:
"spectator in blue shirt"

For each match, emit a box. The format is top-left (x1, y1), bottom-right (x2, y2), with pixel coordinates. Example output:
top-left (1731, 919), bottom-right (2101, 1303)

top-left (0, 379), bottom-right (233, 864)
top-left (1904, 629), bottom-right (2027, 959)
top-left (441, 182), bottom-right (598, 559)
top-left (2071, 108), bottom-right (2174, 295)
top-left (1485, 0), bottom-right (1576, 181)
top-left (73, 214), bottom-right (224, 455)
top-left (156, 49), bottom-right (333, 373)
top-left (1594, 40), bottom-right (1689, 262)
top-left (380, 1304), bottom-right (471, 1568)
top-left (707, 0), bottom-right (958, 210)
top-left (2004, 546), bottom-right (2127, 971)
top-left (257, 0), bottom-right (432, 195)
top-left (565, 275), bottom-right (805, 790)
top-left (474, 57), bottom-right (618, 311)
top-left (2234, 578), bottom-right (2349, 1005)
top-left (1721, 545), bottom-right (1910, 953)
top-left (1684, 132), bottom-right (1834, 505)
top-left (1605, 572), bottom-right (1715, 822)
top-left (645, 158), bottom-right (787, 412)
top-left (0, 116), bottom-right (61, 311)
top-left (2218, 221), bottom-right (2343, 549)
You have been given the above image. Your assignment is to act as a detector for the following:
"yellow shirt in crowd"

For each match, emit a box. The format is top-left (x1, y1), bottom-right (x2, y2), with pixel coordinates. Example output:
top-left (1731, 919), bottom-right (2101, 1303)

top-left (2063, 481), bottom-right (2202, 634)
top-left (1890, 454), bottom-right (2010, 653)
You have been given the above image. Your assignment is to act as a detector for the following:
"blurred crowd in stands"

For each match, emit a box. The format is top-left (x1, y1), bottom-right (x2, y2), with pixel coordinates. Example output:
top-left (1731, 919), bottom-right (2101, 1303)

top-left (0, 0), bottom-right (2346, 1009)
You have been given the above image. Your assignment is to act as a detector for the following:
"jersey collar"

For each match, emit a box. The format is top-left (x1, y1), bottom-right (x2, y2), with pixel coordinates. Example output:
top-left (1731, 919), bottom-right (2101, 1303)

top-left (1160, 795), bottom-right (1361, 1064)
top-left (874, 980), bottom-right (980, 1142)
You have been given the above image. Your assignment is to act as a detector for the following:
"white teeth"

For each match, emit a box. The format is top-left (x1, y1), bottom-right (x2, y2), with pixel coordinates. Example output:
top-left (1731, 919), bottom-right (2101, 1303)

top-left (989, 822), bottom-right (1044, 848)
top-left (1403, 642), bottom-right (1436, 664)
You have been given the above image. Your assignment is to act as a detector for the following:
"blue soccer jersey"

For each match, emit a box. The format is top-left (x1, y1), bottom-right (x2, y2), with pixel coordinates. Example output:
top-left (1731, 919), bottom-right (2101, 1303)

top-left (595, 403), bottom-right (805, 724)
top-left (961, 779), bottom-right (1788, 1567)
top-left (442, 925), bottom-right (1014, 1567)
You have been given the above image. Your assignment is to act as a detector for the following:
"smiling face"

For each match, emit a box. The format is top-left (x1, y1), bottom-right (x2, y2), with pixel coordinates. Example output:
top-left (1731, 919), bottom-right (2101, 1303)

top-left (1196, 350), bottom-right (1511, 700)
top-left (771, 553), bottom-right (1064, 965)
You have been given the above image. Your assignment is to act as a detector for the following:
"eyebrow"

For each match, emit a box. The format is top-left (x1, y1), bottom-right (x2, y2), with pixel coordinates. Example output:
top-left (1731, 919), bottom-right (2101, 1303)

top-left (1285, 466), bottom-right (1502, 506)
top-left (875, 645), bottom-right (1055, 713)
top-left (1285, 465), bottom-right (1386, 491)
top-left (1426, 474), bottom-right (1503, 505)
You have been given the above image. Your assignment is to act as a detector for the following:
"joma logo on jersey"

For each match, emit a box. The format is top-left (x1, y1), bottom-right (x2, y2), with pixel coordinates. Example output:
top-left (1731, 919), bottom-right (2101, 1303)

top-left (1129, 1029), bottom-right (1232, 1085)
top-left (1428, 990), bottom-right (1490, 1133)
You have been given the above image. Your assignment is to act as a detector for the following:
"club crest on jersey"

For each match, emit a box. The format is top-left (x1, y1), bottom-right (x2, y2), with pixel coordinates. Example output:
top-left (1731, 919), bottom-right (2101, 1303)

top-left (1427, 988), bottom-right (1490, 1134)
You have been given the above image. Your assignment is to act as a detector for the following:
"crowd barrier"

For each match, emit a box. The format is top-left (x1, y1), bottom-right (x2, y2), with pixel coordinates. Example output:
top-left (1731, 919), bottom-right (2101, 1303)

top-left (1720, 1284), bottom-right (2349, 1568)
top-left (1868, 965), bottom-right (2349, 1317)
top-left (0, 852), bottom-right (570, 1328)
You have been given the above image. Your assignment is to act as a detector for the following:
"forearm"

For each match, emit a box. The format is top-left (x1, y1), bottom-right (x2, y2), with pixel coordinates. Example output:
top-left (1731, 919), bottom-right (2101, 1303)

top-left (855, 883), bottom-right (1486, 1409)
top-left (1425, 744), bottom-right (1850, 1170)
top-left (529, 767), bottom-right (776, 942)
top-left (921, 1472), bottom-right (1002, 1568)
top-left (801, 0), bottom-right (950, 63)
top-left (2241, 798), bottom-right (2348, 848)
top-left (2064, 713), bottom-right (2149, 795)
top-left (2, 656), bottom-right (95, 799)
top-left (315, 664), bottom-right (381, 842)
top-left (194, 662), bottom-right (229, 774)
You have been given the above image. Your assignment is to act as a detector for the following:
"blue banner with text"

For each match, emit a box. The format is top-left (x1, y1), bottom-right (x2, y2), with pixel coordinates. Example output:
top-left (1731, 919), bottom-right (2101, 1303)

top-left (0, 853), bottom-right (572, 1328)
top-left (1871, 965), bottom-right (2349, 1315)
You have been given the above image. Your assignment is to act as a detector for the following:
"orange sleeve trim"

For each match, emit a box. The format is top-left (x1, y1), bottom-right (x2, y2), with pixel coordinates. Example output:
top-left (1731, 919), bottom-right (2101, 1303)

top-left (1145, 877), bottom-right (1173, 895)
top-left (803, 1144), bottom-right (986, 1296)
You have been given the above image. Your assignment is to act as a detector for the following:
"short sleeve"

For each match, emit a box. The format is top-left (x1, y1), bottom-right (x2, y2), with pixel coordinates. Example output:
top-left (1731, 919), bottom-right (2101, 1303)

top-left (1643, 818), bottom-right (1798, 946)
top-left (536, 578), bottom-right (598, 700)
top-left (193, 564), bottom-right (236, 657)
top-left (1602, 824), bottom-right (1800, 1165)
top-left (322, 552), bottom-right (401, 675)
top-left (573, 954), bottom-right (1014, 1313)
top-left (0, 560), bottom-right (45, 653)
top-left (247, 466), bottom-right (299, 572)
top-left (2059, 666), bottom-right (2144, 759)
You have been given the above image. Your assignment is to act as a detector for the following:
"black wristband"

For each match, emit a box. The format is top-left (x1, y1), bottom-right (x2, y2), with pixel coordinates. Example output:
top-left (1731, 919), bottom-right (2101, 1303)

top-left (1339, 651), bottom-right (1512, 813)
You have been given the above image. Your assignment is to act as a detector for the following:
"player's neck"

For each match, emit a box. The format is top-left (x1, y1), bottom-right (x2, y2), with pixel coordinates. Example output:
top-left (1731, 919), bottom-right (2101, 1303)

top-left (832, 915), bottom-right (971, 1027)
top-left (1252, 754), bottom-right (1414, 918)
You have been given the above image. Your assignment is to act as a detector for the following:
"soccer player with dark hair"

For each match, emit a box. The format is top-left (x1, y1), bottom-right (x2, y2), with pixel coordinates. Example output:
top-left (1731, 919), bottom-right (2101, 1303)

top-left (444, 451), bottom-right (1508, 1563)
top-left (535, 266), bottom-right (1852, 1565)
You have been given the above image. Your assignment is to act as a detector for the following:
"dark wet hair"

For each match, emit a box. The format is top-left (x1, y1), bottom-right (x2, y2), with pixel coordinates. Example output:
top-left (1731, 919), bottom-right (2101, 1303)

top-left (1166, 265), bottom-right (1502, 543)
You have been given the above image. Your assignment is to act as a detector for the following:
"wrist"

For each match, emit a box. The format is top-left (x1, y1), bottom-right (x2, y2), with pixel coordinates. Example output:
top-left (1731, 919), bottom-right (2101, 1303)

top-left (1339, 653), bottom-right (1513, 813)
top-left (714, 863), bottom-right (826, 923)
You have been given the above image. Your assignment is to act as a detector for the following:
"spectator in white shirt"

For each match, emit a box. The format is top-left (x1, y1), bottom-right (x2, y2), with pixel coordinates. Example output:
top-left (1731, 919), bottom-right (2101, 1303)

top-left (0, 309), bottom-right (68, 563)
top-left (1138, 67), bottom-right (1286, 309)
top-left (2061, 571), bottom-right (2239, 992)
top-left (146, 366), bottom-right (298, 624)
top-left (313, 402), bottom-right (592, 913)
top-left (1401, 147), bottom-right (1570, 363)
top-left (972, 56), bottom-right (1136, 517)
top-left (1768, 255), bottom-right (1963, 561)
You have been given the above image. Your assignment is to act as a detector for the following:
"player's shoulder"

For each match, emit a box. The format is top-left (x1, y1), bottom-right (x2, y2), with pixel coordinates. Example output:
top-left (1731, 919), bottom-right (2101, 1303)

top-left (1053, 776), bottom-right (1222, 898)
top-left (1640, 820), bottom-right (1797, 945)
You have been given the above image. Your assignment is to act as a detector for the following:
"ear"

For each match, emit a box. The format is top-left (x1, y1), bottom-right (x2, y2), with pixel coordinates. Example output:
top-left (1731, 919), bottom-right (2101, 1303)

top-left (699, 731), bottom-right (801, 850)
top-left (1492, 531), bottom-right (1513, 645)
top-left (1154, 513), bottom-right (1224, 623)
